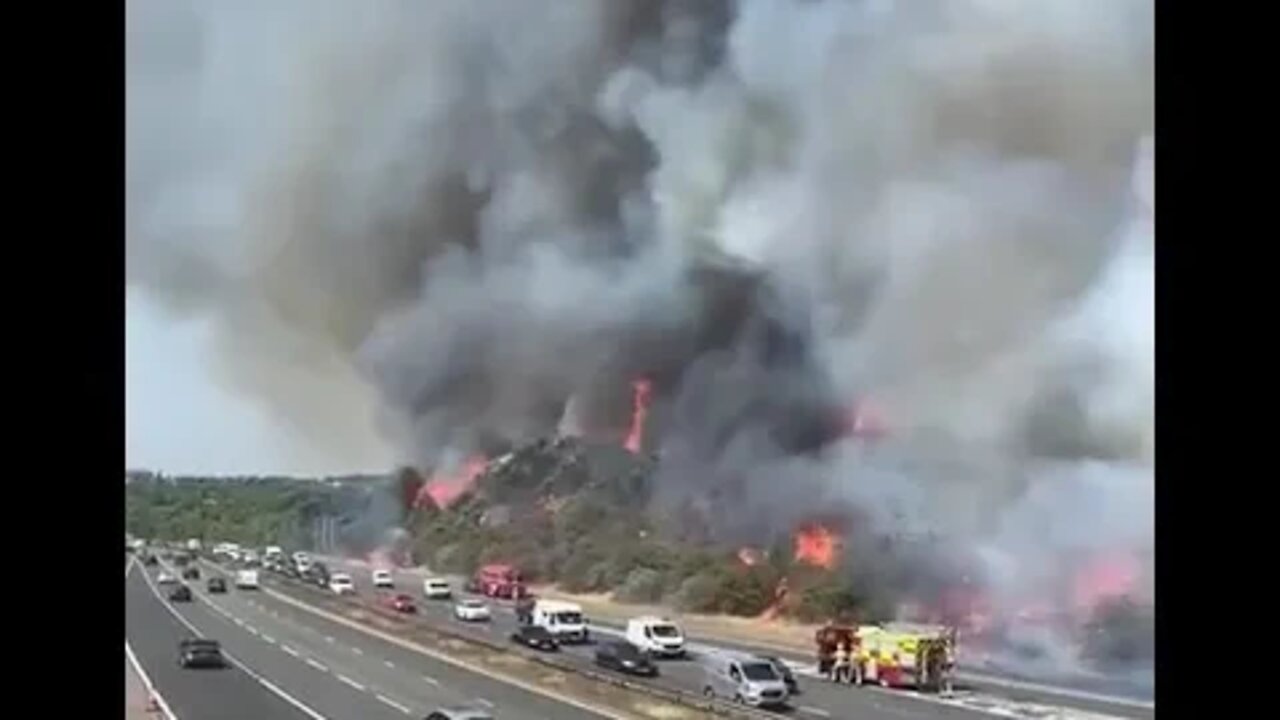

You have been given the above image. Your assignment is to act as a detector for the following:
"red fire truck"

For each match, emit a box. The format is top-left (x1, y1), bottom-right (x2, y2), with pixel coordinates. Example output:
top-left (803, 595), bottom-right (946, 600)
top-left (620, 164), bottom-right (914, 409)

top-left (468, 563), bottom-right (527, 599)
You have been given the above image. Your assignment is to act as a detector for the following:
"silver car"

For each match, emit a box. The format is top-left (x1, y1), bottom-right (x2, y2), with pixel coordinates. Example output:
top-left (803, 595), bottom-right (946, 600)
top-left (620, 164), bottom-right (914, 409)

top-left (701, 652), bottom-right (790, 708)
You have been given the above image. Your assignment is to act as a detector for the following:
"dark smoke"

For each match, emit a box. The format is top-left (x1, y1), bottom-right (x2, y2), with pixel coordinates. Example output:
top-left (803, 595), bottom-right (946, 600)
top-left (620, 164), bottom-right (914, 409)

top-left (129, 0), bottom-right (1153, 680)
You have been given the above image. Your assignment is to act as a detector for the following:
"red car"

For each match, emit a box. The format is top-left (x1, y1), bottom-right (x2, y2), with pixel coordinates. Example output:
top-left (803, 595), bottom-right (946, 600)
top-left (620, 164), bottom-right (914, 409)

top-left (382, 593), bottom-right (417, 613)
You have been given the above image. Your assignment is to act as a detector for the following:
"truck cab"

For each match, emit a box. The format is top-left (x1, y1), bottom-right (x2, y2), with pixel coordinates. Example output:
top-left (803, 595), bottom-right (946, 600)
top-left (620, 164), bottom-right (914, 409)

top-left (531, 600), bottom-right (589, 643)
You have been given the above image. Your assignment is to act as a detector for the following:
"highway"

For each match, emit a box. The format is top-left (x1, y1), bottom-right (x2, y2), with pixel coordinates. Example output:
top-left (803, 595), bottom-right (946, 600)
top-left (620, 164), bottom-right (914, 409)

top-left (127, 556), bottom-right (611, 720)
top-left (247, 557), bottom-right (1152, 720)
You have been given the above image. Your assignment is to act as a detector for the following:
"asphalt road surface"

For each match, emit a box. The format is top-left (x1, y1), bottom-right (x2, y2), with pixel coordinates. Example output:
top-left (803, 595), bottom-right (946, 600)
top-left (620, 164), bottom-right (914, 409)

top-left (128, 557), bottom-right (605, 720)
top-left (314, 558), bottom-right (1157, 717)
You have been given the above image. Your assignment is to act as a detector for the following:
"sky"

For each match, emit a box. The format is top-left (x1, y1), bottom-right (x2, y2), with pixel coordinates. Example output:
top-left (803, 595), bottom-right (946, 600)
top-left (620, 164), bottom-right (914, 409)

top-left (125, 289), bottom-right (383, 476)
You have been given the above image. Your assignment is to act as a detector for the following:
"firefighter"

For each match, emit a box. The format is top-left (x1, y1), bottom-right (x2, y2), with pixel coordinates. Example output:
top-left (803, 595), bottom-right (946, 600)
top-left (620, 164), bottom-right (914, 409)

top-left (834, 641), bottom-right (852, 683)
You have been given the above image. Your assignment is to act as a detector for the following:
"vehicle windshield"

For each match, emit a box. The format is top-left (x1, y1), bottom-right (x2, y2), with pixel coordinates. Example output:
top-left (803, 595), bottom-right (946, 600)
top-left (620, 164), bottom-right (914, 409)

top-left (554, 611), bottom-right (583, 625)
top-left (741, 663), bottom-right (780, 681)
top-left (650, 624), bottom-right (680, 638)
top-left (463, 600), bottom-right (485, 608)
top-left (185, 640), bottom-right (220, 650)
top-left (332, 575), bottom-right (351, 583)
top-left (526, 627), bottom-right (551, 638)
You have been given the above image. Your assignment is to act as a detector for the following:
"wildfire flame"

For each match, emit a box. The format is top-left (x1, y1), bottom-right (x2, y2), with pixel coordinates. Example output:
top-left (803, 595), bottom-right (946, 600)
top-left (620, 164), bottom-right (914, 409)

top-left (415, 455), bottom-right (488, 510)
top-left (794, 523), bottom-right (840, 569)
top-left (1072, 550), bottom-right (1141, 612)
top-left (624, 378), bottom-right (652, 454)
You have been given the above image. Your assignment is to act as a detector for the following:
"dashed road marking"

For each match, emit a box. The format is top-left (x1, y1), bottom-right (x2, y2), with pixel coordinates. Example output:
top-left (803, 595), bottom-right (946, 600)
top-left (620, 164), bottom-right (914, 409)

top-left (423, 675), bottom-right (440, 686)
top-left (261, 634), bottom-right (277, 644)
top-left (800, 707), bottom-right (831, 718)
top-left (384, 659), bottom-right (395, 669)
top-left (306, 658), bottom-right (330, 672)
top-left (281, 645), bottom-right (300, 657)
top-left (351, 647), bottom-right (364, 655)
top-left (325, 636), bottom-right (335, 643)
top-left (336, 674), bottom-right (367, 692)
top-left (246, 626), bottom-right (260, 636)
top-left (376, 694), bottom-right (413, 715)
top-left (476, 698), bottom-right (495, 708)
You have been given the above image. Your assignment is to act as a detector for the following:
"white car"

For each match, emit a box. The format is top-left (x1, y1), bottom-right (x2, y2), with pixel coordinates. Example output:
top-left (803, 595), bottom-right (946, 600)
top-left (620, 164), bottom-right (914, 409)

top-left (423, 578), bottom-right (452, 599)
top-left (157, 571), bottom-right (176, 585)
top-left (235, 569), bottom-right (260, 589)
top-left (454, 599), bottom-right (491, 622)
top-left (329, 574), bottom-right (356, 595)
top-left (372, 569), bottom-right (395, 589)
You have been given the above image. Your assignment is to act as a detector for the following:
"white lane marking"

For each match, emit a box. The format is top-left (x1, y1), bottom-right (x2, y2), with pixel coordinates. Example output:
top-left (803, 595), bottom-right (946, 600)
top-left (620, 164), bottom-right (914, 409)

top-left (246, 626), bottom-right (260, 636)
top-left (138, 561), bottom-right (331, 720)
top-left (383, 659), bottom-right (395, 669)
top-left (351, 646), bottom-right (364, 655)
top-left (233, 617), bottom-right (245, 626)
top-left (800, 706), bottom-right (831, 718)
top-left (306, 658), bottom-right (330, 672)
top-left (261, 634), bottom-right (277, 644)
top-left (336, 674), bottom-right (367, 692)
top-left (125, 641), bottom-right (178, 720)
top-left (281, 645), bottom-right (300, 658)
top-left (476, 698), bottom-right (495, 708)
top-left (375, 694), bottom-right (413, 715)
top-left (422, 675), bottom-right (440, 686)
top-left (325, 636), bottom-right (335, 643)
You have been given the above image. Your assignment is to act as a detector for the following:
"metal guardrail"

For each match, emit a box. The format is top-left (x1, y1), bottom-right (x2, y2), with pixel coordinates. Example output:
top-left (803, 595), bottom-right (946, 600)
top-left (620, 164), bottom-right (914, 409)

top-left (202, 559), bottom-right (779, 720)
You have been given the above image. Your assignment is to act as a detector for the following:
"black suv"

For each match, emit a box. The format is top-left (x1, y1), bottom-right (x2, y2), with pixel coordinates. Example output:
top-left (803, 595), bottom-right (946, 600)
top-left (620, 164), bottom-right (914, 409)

top-left (510, 625), bottom-right (558, 652)
top-left (206, 577), bottom-right (227, 594)
top-left (177, 639), bottom-right (224, 668)
top-left (182, 566), bottom-right (200, 580)
top-left (168, 584), bottom-right (193, 602)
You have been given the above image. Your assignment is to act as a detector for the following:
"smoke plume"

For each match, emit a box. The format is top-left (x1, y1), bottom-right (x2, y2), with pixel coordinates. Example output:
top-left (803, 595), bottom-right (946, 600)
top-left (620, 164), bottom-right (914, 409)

top-left (128, 0), bottom-right (1153, 676)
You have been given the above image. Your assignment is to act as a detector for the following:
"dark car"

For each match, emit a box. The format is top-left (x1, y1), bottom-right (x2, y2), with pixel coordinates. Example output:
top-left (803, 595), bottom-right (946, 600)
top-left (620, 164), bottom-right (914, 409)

top-left (142, 554), bottom-right (159, 567)
top-left (174, 554), bottom-right (190, 568)
top-left (424, 707), bottom-right (494, 720)
top-left (169, 584), bottom-right (193, 602)
top-left (595, 640), bottom-right (658, 677)
top-left (510, 625), bottom-right (559, 652)
top-left (760, 656), bottom-right (799, 694)
top-left (178, 638), bottom-right (225, 669)
top-left (206, 577), bottom-right (227, 594)
top-left (305, 563), bottom-right (330, 587)
top-left (182, 566), bottom-right (200, 580)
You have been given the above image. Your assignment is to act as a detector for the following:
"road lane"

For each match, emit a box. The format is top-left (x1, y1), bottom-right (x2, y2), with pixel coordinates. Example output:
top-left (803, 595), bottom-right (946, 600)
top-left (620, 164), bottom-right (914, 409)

top-left (125, 561), bottom-right (318, 720)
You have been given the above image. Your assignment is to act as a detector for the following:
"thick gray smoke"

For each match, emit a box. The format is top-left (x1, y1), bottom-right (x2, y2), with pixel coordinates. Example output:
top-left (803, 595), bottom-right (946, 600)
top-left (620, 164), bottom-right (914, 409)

top-left (128, 0), bottom-right (1153, 674)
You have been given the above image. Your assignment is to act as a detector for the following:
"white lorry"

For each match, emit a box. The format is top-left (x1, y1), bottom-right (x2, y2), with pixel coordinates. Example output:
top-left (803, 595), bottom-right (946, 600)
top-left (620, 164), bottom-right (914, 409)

top-left (531, 600), bottom-right (589, 643)
top-left (626, 616), bottom-right (687, 658)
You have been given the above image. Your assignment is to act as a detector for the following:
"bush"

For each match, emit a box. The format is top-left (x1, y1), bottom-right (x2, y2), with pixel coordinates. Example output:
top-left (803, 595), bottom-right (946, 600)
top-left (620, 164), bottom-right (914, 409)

top-left (715, 567), bottom-right (777, 616)
top-left (671, 571), bottom-right (725, 612)
top-left (614, 567), bottom-right (665, 604)
top-left (1083, 598), bottom-right (1154, 665)
top-left (793, 578), bottom-right (865, 624)
top-left (559, 548), bottom-right (609, 593)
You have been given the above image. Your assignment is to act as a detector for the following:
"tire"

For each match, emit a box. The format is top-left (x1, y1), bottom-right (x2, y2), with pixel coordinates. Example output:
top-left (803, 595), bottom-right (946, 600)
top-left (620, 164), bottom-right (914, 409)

top-left (734, 694), bottom-right (745, 705)
top-left (702, 687), bottom-right (715, 699)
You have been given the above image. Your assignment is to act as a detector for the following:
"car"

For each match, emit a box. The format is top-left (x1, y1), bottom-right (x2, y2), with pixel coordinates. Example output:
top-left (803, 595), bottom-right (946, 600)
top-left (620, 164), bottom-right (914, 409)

top-left (372, 569), bottom-right (395, 588)
top-left (157, 571), bottom-right (177, 585)
top-left (234, 569), bottom-right (260, 590)
top-left (422, 577), bottom-right (452, 600)
top-left (760, 655), bottom-right (799, 695)
top-left (142, 554), bottom-right (159, 567)
top-left (382, 593), bottom-right (417, 613)
top-left (595, 640), bottom-right (658, 677)
top-left (424, 707), bottom-right (494, 720)
top-left (206, 577), bottom-right (227, 594)
top-left (168, 584), bottom-right (193, 602)
top-left (329, 574), bottom-right (356, 595)
top-left (305, 563), bottom-right (330, 587)
top-left (177, 638), bottom-right (225, 669)
top-left (454, 599), bottom-right (491, 622)
top-left (510, 624), bottom-right (559, 651)
top-left (182, 567), bottom-right (200, 580)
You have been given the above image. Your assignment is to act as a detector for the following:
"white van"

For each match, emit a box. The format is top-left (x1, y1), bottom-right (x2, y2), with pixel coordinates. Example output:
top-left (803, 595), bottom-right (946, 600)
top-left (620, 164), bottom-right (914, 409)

top-left (531, 600), bottom-right (589, 643)
top-left (626, 616), bottom-right (686, 658)
top-left (701, 652), bottom-right (790, 708)
top-left (422, 577), bottom-right (452, 599)
top-left (235, 569), bottom-right (260, 590)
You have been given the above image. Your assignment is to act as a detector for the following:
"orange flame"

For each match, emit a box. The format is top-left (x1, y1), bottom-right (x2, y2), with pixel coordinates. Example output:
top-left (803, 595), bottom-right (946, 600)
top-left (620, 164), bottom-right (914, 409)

top-left (1072, 550), bottom-right (1141, 612)
top-left (794, 524), bottom-right (840, 569)
top-left (417, 455), bottom-right (488, 509)
top-left (624, 378), bottom-right (652, 454)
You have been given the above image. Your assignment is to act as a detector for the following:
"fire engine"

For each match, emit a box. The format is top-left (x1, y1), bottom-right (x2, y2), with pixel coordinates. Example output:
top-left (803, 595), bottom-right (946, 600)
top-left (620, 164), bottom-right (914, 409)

top-left (815, 622), bottom-right (955, 693)
top-left (467, 563), bottom-right (527, 599)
